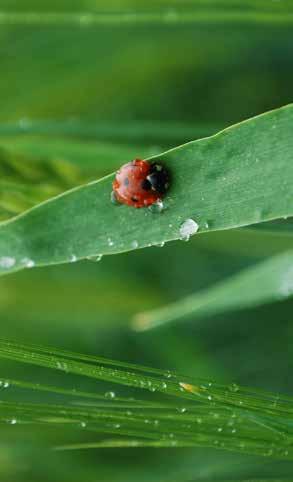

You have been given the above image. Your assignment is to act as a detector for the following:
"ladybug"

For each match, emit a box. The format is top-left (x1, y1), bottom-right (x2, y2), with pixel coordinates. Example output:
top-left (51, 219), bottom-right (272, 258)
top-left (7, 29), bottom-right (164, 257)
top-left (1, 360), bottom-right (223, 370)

top-left (112, 159), bottom-right (170, 208)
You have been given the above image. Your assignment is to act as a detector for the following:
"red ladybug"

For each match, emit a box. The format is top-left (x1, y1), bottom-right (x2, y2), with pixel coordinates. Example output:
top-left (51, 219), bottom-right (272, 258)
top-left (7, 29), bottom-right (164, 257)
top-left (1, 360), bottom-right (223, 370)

top-left (112, 159), bottom-right (170, 208)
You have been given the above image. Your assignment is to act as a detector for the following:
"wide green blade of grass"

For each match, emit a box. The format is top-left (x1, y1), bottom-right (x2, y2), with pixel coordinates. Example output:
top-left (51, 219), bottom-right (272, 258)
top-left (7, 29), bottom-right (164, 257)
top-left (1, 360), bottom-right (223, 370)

top-left (0, 105), bottom-right (292, 276)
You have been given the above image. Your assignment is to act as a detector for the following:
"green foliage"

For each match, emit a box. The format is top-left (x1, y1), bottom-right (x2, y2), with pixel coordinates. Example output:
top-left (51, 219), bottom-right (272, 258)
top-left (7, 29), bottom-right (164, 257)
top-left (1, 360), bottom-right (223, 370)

top-left (0, 105), bottom-right (292, 277)
top-left (1, 2), bottom-right (293, 482)
top-left (134, 249), bottom-right (293, 330)
top-left (1, 339), bottom-right (293, 461)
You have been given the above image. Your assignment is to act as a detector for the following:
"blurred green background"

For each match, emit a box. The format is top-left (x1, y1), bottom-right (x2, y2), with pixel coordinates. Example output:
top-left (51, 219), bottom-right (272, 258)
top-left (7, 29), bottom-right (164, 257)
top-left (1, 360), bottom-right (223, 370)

top-left (0, 1), bottom-right (293, 480)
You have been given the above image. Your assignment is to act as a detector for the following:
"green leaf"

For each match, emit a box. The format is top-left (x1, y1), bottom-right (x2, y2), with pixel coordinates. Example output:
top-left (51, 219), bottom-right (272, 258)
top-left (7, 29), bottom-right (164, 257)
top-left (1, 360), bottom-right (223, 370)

top-left (0, 105), bottom-right (293, 276)
top-left (1, 338), bottom-right (293, 460)
top-left (133, 250), bottom-right (293, 330)
top-left (1, 4), bottom-right (293, 27)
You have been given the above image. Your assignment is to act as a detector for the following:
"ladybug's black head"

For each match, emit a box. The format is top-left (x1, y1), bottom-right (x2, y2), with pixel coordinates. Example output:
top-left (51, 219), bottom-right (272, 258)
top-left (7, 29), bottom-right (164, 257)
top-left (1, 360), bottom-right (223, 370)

top-left (145, 163), bottom-right (170, 194)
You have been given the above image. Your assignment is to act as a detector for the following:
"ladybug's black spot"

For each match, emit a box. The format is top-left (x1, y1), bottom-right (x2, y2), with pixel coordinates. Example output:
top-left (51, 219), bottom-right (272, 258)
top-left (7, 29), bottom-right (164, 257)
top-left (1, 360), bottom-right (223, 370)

top-left (148, 163), bottom-right (170, 194)
top-left (124, 178), bottom-right (130, 186)
top-left (141, 179), bottom-right (152, 191)
top-left (131, 196), bottom-right (138, 202)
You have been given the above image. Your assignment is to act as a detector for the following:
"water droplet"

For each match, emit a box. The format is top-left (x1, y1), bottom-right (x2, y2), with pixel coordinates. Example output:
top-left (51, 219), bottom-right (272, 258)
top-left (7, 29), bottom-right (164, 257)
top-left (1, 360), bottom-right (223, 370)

top-left (70, 254), bottom-right (77, 263)
top-left (178, 407), bottom-right (187, 413)
top-left (56, 361), bottom-right (68, 372)
top-left (207, 395), bottom-right (212, 401)
top-left (0, 380), bottom-right (9, 389)
top-left (111, 191), bottom-right (120, 205)
top-left (10, 419), bottom-right (17, 425)
top-left (80, 421), bottom-right (87, 428)
top-left (0, 257), bottom-right (15, 269)
top-left (87, 254), bottom-right (103, 262)
top-left (21, 257), bottom-right (35, 268)
top-left (149, 200), bottom-right (164, 213)
top-left (154, 420), bottom-right (159, 426)
top-left (131, 240), bottom-right (138, 249)
top-left (217, 427), bottom-right (223, 432)
top-left (113, 423), bottom-right (121, 429)
top-left (164, 371), bottom-right (172, 379)
top-left (161, 382), bottom-right (167, 389)
top-left (179, 219), bottom-right (199, 241)
top-left (107, 238), bottom-right (114, 247)
top-left (156, 241), bottom-right (165, 248)
top-left (229, 383), bottom-right (239, 393)
top-left (105, 391), bottom-right (116, 399)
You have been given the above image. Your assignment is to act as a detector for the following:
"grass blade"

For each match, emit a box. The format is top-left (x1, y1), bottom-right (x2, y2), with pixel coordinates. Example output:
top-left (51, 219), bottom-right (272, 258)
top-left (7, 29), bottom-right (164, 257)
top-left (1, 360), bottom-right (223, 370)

top-left (0, 339), bottom-right (293, 459)
top-left (133, 250), bottom-right (293, 330)
top-left (0, 105), bottom-right (292, 276)
top-left (1, 7), bottom-right (293, 27)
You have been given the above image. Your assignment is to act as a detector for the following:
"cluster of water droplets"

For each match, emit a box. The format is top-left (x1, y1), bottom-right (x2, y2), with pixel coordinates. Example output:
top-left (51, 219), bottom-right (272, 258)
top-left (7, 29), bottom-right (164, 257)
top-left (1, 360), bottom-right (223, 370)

top-left (0, 256), bottom-right (35, 270)
top-left (56, 361), bottom-right (69, 372)
top-left (0, 380), bottom-right (9, 389)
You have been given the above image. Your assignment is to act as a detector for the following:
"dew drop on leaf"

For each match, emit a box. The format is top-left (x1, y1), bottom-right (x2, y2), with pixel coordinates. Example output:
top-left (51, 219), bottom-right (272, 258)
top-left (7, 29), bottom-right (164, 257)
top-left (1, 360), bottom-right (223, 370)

top-left (87, 254), bottom-right (103, 262)
top-left (178, 407), bottom-right (187, 413)
top-left (0, 257), bottom-right (15, 269)
top-left (111, 191), bottom-right (119, 205)
top-left (105, 391), bottom-right (116, 399)
top-left (179, 219), bottom-right (199, 241)
top-left (229, 383), bottom-right (240, 393)
top-left (21, 258), bottom-right (35, 268)
top-left (148, 199), bottom-right (164, 213)
top-left (164, 371), bottom-right (172, 379)
top-left (156, 242), bottom-right (165, 248)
